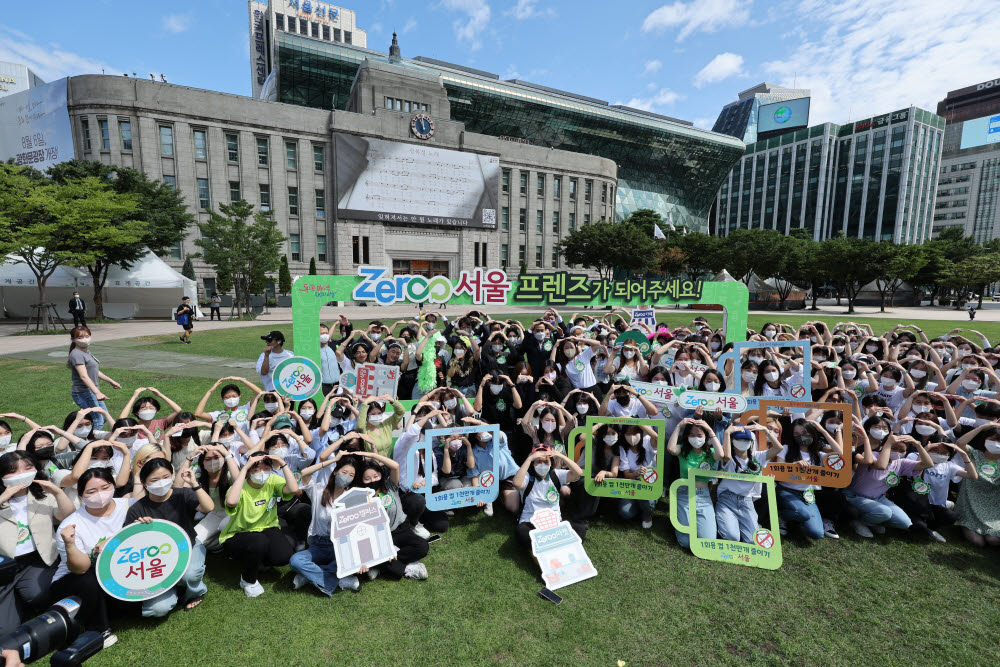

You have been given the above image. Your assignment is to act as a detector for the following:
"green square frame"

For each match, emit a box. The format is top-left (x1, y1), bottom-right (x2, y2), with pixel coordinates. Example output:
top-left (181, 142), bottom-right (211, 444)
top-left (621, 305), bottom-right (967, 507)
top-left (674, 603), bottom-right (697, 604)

top-left (567, 416), bottom-right (666, 501)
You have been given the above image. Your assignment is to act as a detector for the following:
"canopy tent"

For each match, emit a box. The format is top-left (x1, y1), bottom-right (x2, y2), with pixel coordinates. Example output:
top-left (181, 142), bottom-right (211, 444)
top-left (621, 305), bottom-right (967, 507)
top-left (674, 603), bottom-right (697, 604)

top-left (0, 251), bottom-right (198, 319)
top-left (712, 269), bottom-right (740, 283)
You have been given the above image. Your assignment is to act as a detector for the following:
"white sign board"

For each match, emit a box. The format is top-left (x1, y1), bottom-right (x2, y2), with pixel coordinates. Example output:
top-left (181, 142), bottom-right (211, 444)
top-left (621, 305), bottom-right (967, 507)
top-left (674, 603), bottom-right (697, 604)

top-left (631, 307), bottom-right (656, 328)
top-left (331, 487), bottom-right (398, 578)
top-left (0, 78), bottom-right (73, 173)
top-left (355, 363), bottom-right (401, 400)
top-left (529, 509), bottom-right (596, 591)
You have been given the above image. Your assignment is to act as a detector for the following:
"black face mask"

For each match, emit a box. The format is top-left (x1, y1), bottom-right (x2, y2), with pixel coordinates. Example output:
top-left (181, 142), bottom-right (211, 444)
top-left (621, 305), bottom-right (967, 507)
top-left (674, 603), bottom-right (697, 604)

top-left (33, 446), bottom-right (55, 460)
top-left (616, 395), bottom-right (630, 407)
top-left (794, 435), bottom-right (813, 447)
top-left (364, 480), bottom-right (382, 491)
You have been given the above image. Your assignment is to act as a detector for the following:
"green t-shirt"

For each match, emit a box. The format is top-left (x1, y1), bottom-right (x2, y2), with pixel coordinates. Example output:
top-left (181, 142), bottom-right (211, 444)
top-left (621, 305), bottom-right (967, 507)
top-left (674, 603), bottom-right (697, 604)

top-left (219, 474), bottom-right (294, 543)
top-left (678, 449), bottom-right (715, 480)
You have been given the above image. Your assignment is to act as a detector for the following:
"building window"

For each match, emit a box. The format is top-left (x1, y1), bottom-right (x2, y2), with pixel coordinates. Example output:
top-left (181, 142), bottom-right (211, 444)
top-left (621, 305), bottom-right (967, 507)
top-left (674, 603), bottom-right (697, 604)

top-left (197, 178), bottom-right (210, 210)
top-left (226, 133), bottom-right (239, 162)
top-left (97, 119), bottom-right (110, 150)
top-left (159, 125), bottom-right (174, 156)
top-left (81, 118), bottom-right (91, 151)
top-left (352, 236), bottom-right (370, 264)
top-left (193, 130), bottom-right (207, 159)
top-left (501, 244), bottom-right (508, 267)
top-left (552, 212), bottom-right (560, 234)
top-left (537, 174), bottom-right (545, 197)
top-left (276, 13), bottom-right (284, 30)
top-left (229, 181), bottom-right (241, 203)
top-left (474, 243), bottom-right (480, 267)
top-left (317, 235), bottom-right (327, 262)
top-left (169, 241), bottom-right (182, 259)
top-left (569, 179), bottom-right (576, 200)
top-left (288, 186), bottom-right (298, 216)
top-left (118, 119), bottom-right (132, 151)
top-left (535, 245), bottom-right (543, 268)
top-left (481, 242), bottom-right (488, 266)
top-left (585, 180), bottom-right (592, 201)
top-left (287, 16), bottom-right (296, 33)
top-left (519, 244), bottom-right (526, 263)
top-left (536, 210), bottom-right (543, 232)
top-left (256, 137), bottom-right (269, 165)
top-left (584, 213), bottom-right (590, 225)
top-left (520, 173), bottom-right (527, 195)
top-left (519, 208), bottom-right (526, 232)
top-left (259, 184), bottom-right (270, 211)
top-left (322, 25), bottom-right (330, 40)
top-left (501, 207), bottom-right (509, 230)
top-left (163, 175), bottom-right (176, 189)
top-left (554, 177), bottom-right (561, 199)
top-left (601, 183), bottom-right (607, 203)
top-left (502, 170), bottom-right (510, 193)
top-left (384, 97), bottom-right (392, 109)
top-left (344, 30), bottom-right (352, 44)
top-left (316, 189), bottom-right (325, 218)
top-left (286, 141), bottom-right (297, 169)
top-left (290, 234), bottom-right (300, 261)
top-left (299, 18), bottom-right (307, 33)
top-left (569, 212), bottom-right (575, 231)
top-left (313, 145), bottom-right (324, 171)
top-left (552, 248), bottom-right (559, 268)
top-left (311, 22), bottom-right (319, 37)
top-left (404, 101), bottom-right (411, 113)
top-left (334, 28), bottom-right (341, 41)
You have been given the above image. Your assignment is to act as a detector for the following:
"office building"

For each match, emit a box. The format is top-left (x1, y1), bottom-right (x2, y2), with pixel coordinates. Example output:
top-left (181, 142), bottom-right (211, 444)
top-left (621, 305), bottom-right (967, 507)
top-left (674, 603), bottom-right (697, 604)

top-left (715, 105), bottom-right (945, 243)
top-left (248, 2), bottom-right (744, 231)
top-left (712, 82), bottom-right (812, 145)
top-left (934, 77), bottom-right (1000, 241)
top-left (0, 61), bottom-right (44, 99)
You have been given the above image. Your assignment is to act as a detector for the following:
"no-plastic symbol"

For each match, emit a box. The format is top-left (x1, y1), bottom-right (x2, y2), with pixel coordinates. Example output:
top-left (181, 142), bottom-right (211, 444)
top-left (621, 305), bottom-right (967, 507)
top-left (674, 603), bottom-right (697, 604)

top-left (479, 471), bottom-right (495, 487)
top-left (826, 454), bottom-right (845, 471)
top-left (641, 469), bottom-right (658, 484)
top-left (754, 529), bottom-right (775, 549)
top-left (790, 384), bottom-right (807, 399)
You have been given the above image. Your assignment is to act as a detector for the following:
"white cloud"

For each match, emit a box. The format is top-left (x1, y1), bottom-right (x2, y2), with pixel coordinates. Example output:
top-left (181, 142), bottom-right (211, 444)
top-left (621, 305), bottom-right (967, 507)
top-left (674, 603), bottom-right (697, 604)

top-left (162, 13), bottom-right (192, 34)
top-left (693, 117), bottom-right (717, 130)
top-left (763, 0), bottom-right (1000, 125)
top-left (643, 59), bottom-right (663, 76)
top-left (502, 64), bottom-right (521, 80)
top-left (619, 88), bottom-right (682, 112)
top-left (508, 0), bottom-right (555, 19)
top-left (440, 0), bottom-right (491, 50)
top-left (693, 52), bottom-right (744, 87)
top-left (401, 17), bottom-right (418, 33)
top-left (0, 25), bottom-right (118, 81)
top-left (642, 0), bottom-right (751, 41)
top-left (371, 22), bottom-right (384, 34)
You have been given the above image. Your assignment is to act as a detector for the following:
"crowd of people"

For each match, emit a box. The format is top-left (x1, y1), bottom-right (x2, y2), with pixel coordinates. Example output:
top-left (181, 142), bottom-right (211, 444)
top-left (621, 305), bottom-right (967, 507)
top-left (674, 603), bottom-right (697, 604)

top-left (2, 308), bottom-right (1000, 649)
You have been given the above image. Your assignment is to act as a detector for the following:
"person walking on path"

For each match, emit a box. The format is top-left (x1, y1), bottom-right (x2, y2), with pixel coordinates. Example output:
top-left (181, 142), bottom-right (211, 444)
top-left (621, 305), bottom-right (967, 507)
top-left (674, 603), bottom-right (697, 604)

top-left (176, 296), bottom-right (196, 345)
top-left (969, 305), bottom-right (977, 321)
top-left (68, 291), bottom-right (87, 328)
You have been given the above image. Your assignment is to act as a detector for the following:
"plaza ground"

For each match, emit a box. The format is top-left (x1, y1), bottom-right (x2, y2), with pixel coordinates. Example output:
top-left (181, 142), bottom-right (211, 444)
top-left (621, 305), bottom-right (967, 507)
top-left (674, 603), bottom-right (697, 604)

top-left (2, 307), bottom-right (999, 665)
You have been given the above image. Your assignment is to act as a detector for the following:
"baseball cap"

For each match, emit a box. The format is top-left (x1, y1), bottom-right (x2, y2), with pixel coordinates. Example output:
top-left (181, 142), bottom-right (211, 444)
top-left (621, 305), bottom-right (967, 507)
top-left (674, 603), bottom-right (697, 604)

top-left (261, 330), bottom-right (285, 343)
top-left (732, 427), bottom-right (754, 440)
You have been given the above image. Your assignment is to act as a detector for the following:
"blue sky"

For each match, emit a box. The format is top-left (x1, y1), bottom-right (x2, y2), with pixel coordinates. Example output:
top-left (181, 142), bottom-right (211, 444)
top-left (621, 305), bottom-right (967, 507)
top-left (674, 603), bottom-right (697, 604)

top-left (2, 0), bottom-right (999, 130)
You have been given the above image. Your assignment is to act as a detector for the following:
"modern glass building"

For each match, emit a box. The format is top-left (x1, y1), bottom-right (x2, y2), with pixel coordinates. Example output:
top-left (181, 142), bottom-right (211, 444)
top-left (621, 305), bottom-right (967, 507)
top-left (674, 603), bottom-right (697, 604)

top-left (712, 82), bottom-right (811, 145)
top-left (252, 4), bottom-right (745, 231)
top-left (715, 107), bottom-right (945, 243)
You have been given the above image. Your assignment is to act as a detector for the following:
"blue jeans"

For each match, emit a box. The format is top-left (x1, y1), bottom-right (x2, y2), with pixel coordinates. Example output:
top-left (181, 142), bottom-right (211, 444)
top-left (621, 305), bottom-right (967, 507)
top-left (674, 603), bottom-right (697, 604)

top-left (288, 536), bottom-right (348, 596)
top-left (716, 490), bottom-right (759, 544)
top-left (619, 497), bottom-right (656, 521)
top-left (71, 390), bottom-right (108, 431)
top-left (844, 490), bottom-right (912, 529)
top-left (675, 486), bottom-right (716, 549)
top-left (142, 540), bottom-right (208, 617)
top-left (776, 487), bottom-right (824, 539)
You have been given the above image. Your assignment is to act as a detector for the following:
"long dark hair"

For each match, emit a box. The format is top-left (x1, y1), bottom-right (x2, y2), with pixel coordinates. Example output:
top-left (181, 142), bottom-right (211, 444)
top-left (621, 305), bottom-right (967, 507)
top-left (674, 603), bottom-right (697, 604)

top-left (679, 422), bottom-right (711, 457)
top-left (321, 455), bottom-right (359, 507)
top-left (788, 418), bottom-right (822, 466)
top-left (0, 451), bottom-right (48, 500)
top-left (754, 360), bottom-right (781, 395)
top-left (66, 325), bottom-right (92, 368)
top-left (621, 425), bottom-right (647, 466)
top-left (354, 460), bottom-right (388, 494)
top-left (196, 449), bottom-right (233, 499)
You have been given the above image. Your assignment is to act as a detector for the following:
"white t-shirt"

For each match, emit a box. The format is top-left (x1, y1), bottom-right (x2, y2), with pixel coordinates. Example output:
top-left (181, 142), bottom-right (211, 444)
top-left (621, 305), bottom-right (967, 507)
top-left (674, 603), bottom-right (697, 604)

top-left (719, 450), bottom-right (769, 498)
top-left (607, 397), bottom-right (650, 418)
top-left (613, 357), bottom-right (641, 381)
top-left (617, 435), bottom-right (657, 473)
top-left (875, 385), bottom-right (906, 417)
top-left (519, 468), bottom-right (569, 524)
top-left (208, 401), bottom-right (253, 433)
top-left (53, 498), bottom-right (132, 582)
top-left (561, 347), bottom-right (597, 389)
top-left (9, 495), bottom-right (36, 557)
top-left (305, 465), bottom-right (335, 539)
top-left (777, 445), bottom-right (826, 491)
top-left (256, 349), bottom-right (295, 392)
top-left (908, 454), bottom-right (965, 507)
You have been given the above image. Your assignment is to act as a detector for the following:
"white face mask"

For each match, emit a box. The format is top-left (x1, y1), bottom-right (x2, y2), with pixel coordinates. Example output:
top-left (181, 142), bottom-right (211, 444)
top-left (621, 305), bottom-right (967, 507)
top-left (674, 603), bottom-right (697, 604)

top-left (74, 426), bottom-right (93, 438)
top-left (250, 471), bottom-right (271, 485)
top-left (841, 369), bottom-right (856, 380)
top-left (810, 336), bottom-right (818, 343)
top-left (764, 371), bottom-right (779, 382)
top-left (119, 435), bottom-right (137, 446)
top-left (763, 330), bottom-right (776, 339)
top-left (454, 348), bottom-right (466, 358)
top-left (368, 413), bottom-right (389, 425)
top-left (534, 331), bottom-right (546, 341)
top-left (508, 336), bottom-right (519, 345)
top-left (909, 369), bottom-right (926, 379)
top-left (534, 463), bottom-right (550, 478)
top-left (203, 458), bottom-right (225, 473)
top-left (732, 438), bottom-right (752, 452)
top-left (137, 409), bottom-right (157, 421)
top-left (962, 363), bottom-right (976, 370)
top-left (545, 372), bottom-right (557, 381)
top-left (704, 381), bottom-right (721, 393)
top-left (748, 355), bottom-right (764, 365)
top-left (623, 350), bottom-right (635, 359)
top-left (914, 424), bottom-right (936, 436)
top-left (220, 435), bottom-right (237, 445)
top-left (963, 380), bottom-right (981, 392)
top-left (444, 398), bottom-right (458, 410)
top-left (81, 488), bottom-right (113, 509)
top-left (834, 345), bottom-right (845, 353)
top-left (320, 333), bottom-right (330, 344)
top-left (575, 403), bottom-right (589, 414)
top-left (370, 333), bottom-right (381, 342)
top-left (492, 344), bottom-right (503, 354)
top-left (541, 421), bottom-right (557, 433)
top-left (88, 459), bottom-right (113, 469)
top-left (300, 410), bottom-right (315, 421)
top-left (710, 341), bottom-right (720, 351)
top-left (223, 397), bottom-right (240, 408)
top-left (986, 440), bottom-right (1000, 455)
top-left (0, 435), bottom-right (11, 451)
top-left (489, 384), bottom-right (504, 395)
top-left (626, 434), bottom-right (640, 446)
top-left (145, 478), bottom-right (173, 496)
top-left (265, 402), bottom-right (279, 413)
top-left (879, 378), bottom-right (897, 390)
top-left (814, 355), bottom-right (827, 363)
top-left (869, 429), bottom-right (889, 441)
top-left (603, 434), bottom-right (618, 445)
top-left (75, 338), bottom-right (91, 348)
top-left (3, 471), bottom-right (36, 487)
top-left (688, 436), bottom-right (706, 448)
top-left (741, 371), bottom-right (757, 384)
top-left (865, 345), bottom-right (878, 353)
top-left (564, 347), bottom-right (577, 359)
top-left (929, 453), bottom-right (949, 464)
top-left (269, 447), bottom-right (289, 460)
top-left (825, 423), bottom-right (840, 434)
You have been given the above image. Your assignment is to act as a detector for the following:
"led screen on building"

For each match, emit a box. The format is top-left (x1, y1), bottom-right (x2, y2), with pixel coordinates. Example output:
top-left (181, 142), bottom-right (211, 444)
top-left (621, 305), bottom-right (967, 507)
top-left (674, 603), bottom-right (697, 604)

top-left (335, 134), bottom-right (499, 229)
top-left (757, 97), bottom-right (810, 134)
top-left (959, 113), bottom-right (1000, 150)
top-left (0, 78), bottom-right (73, 173)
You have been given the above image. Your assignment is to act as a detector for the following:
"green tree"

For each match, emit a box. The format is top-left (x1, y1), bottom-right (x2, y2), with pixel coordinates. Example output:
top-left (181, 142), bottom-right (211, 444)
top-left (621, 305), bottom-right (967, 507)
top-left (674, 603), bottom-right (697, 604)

top-left (557, 220), bottom-right (657, 280)
top-left (912, 227), bottom-right (980, 306)
top-left (309, 256), bottom-right (317, 275)
top-left (765, 236), bottom-right (809, 310)
top-left (658, 246), bottom-right (688, 280)
top-left (181, 256), bottom-right (196, 281)
top-left (723, 229), bottom-right (788, 286)
top-left (785, 238), bottom-right (828, 310)
top-left (823, 237), bottom-right (883, 313)
top-left (939, 253), bottom-right (1000, 309)
top-left (48, 160), bottom-right (193, 317)
top-left (672, 232), bottom-right (726, 281)
top-left (622, 209), bottom-right (664, 239)
top-left (0, 164), bottom-right (139, 328)
top-left (194, 201), bottom-right (285, 316)
top-left (871, 244), bottom-right (927, 312)
top-left (278, 254), bottom-right (292, 295)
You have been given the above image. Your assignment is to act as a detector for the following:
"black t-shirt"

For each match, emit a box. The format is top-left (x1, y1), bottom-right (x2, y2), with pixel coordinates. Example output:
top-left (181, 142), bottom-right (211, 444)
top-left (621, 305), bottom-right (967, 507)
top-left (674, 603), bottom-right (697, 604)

top-left (482, 385), bottom-right (516, 430)
top-left (125, 487), bottom-right (201, 541)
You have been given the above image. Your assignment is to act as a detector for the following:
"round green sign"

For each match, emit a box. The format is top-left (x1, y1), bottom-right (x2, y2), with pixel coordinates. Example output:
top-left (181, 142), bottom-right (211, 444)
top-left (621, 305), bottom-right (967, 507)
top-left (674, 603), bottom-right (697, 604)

top-left (273, 356), bottom-right (322, 401)
top-left (96, 519), bottom-right (192, 601)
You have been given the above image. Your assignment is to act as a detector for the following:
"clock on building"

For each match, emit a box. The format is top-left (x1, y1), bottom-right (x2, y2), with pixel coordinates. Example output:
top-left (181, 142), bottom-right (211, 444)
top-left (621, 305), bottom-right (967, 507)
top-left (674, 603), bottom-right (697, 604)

top-left (411, 113), bottom-right (434, 140)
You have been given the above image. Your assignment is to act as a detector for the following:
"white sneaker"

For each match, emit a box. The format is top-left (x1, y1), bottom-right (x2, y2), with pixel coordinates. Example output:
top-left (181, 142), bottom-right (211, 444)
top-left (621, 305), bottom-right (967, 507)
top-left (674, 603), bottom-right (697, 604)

top-left (641, 518), bottom-right (653, 530)
top-left (871, 524), bottom-right (886, 535)
top-left (366, 567), bottom-right (380, 581)
top-left (483, 502), bottom-right (494, 517)
top-left (852, 520), bottom-right (873, 538)
top-left (823, 519), bottom-right (840, 539)
top-left (778, 519), bottom-right (788, 536)
top-left (404, 562), bottom-right (428, 580)
top-left (444, 510), bottom-right (455, 517)
top-left (946, 500), bottom-right (955, 510)
top-left (240, 577), bottom-right (265, 598)
top-left (292, 574), bottom-right (308, 590)
top-left (412, 523), bottom-right (431, 539)
top-left (339, 575), bottom-right (360, 591)
top-left (928, 530), bottom-right (947, 543)
top-left (101, 630), bottom-right (118, 649)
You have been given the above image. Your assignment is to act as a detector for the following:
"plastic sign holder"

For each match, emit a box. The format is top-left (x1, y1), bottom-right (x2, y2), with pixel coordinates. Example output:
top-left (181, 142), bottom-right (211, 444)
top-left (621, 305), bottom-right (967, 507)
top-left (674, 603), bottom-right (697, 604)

top-left (568, 416), bottom-right (665, 501)
top-left (717, 340), bottom-right (812, 411)
top-left (406, 424), bottom-right (501, 511)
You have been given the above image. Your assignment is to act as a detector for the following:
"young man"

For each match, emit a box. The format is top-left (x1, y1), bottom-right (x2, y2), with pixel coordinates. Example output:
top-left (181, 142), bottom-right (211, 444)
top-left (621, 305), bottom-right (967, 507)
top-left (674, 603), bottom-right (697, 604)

top-left (176, 296), bottom-right (196, 344)
top-left (68, 291), bottom-right (87, 327)
top-left (256, 330), bottom-right (295, 392)
top-left (209, 293), bottom-right (222, 321)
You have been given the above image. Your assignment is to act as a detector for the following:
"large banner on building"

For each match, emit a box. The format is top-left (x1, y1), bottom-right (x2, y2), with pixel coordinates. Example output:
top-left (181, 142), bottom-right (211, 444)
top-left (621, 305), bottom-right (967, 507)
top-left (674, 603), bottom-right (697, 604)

top-left (335, 134), bottom-right (499, 229)
top-left (0, 78), bottom-right (73, 173)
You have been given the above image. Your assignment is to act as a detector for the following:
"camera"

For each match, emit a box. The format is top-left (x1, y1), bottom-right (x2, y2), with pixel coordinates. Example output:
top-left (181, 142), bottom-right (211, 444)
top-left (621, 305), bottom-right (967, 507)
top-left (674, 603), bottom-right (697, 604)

top-left (0, 597), bottom-right (103, 666)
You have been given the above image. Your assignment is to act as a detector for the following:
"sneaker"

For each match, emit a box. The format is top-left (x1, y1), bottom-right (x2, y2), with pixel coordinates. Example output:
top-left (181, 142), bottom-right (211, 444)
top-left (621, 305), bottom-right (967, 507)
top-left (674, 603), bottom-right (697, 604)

top-left (641, 518), bottom-right (653, 530)
top-left (292, 574), bottom-right (308, 590)
top-left (179, 336), bottom-right (185, 343)
top-left (338, 575), bottom-right (360, 591)
top-left (240, 577), bottom-right (265, 598)
top-left (852, 520), bottom-right (874, 538)
top-left (185, 339), bottom-right (192, 345)
top-left (366, 567), bottom-right (380, 581)
top-left (823, 519), bottom-right (840, 539)
top-left (946, 500), bottom-right (955, 510)
top-left (412, 523), bottom-right (431, 539)
top-left (778, 518), bottom-right (788, 536)
top-left (928, 530), bottom-right (947, 543)
top-left (404, 562), bottom-right (428, 580)
top-left (483, 502), bottom-right (494, 517)
top-left (295, 540), bottom-right (307, 552)
top-left (444, 510), bottom-right (455, 517)
top-left (871, 524), bottom-right (886, 535)
top-left (101, 630), bottom-right (118, 649)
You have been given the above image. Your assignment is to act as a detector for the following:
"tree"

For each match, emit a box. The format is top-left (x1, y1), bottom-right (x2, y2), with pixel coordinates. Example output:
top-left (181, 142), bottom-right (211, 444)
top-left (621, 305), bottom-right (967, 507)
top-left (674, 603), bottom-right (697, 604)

top-left (785, 238), bottom-right (829, 310)
top-left (765, 236), bottom-right (809, 310)
top-left (0, 164), bottom-right (139, 328)
top-left (658, 246), bottom-right (689, 280)
top-left (278, 255), bottom-right (292, 295)
top-left (671, 232), bottom-right (726, 281)
top-left (871, 244), bottom-right (927, 312)
top-left (823, 237), bottom-right (883, 313)
top-left (309, 257), bottom-right (317, 275)
top-left (723, 229), bottom-right (788, 286)
top-left (557, 220), bottom-right (657, 280)
top-left (621, 209), bottom-right (664, 239)
top-left (939, 253), bottom-right (1000, 309)
top-left (194, 201), bottom-right (284, 316)
top-left (912, 227), bottom-right (980, 306)
top-left (48, 160), bottom-right (193, 317)
top-left (181, 256), bottom-right (196, 281)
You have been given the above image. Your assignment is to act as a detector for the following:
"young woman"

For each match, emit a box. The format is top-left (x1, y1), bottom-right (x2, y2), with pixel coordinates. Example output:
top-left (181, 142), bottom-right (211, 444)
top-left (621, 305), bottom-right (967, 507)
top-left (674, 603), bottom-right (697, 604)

top-left (191, 444), bottom-right (238, 552)
top-left (553, 335), bottom-right (602, 395)
top-left (0, 451), bottom-right (75, 635)
top-left (357, 395), bottom-right (406, 457)
top-left (954, 423), bottom-right (1000, 546)
top-left (716, 424), bottom-right (782, 544)
top-left (605, 339), bottom-right (647, 382)
top-left (616, 424), bottom-right (660, 529)
top-left (219, 451), bottom-right (299, 598)
top-left (125, 459), bottom-right (214, 616)
top-left (447, 337), bottom-right (480, 398)
top-left (774, 418), bottom-right (841, 540)
top-left (513, 444), bottom-right (585, 548)
top-left (667, 418), bottom-right (724, 549)
top-left (51, 468), bottom-right (132, 647)
top-left (67, 326), bottom-right (121, 432)
top-left (119, 387), bottom-right (183, 443)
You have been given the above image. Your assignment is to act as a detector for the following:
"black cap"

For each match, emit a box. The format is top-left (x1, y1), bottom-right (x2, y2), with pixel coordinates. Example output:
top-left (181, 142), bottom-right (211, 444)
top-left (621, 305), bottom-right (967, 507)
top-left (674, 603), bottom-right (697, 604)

top-left (261, 330), bottom-right (285, 343)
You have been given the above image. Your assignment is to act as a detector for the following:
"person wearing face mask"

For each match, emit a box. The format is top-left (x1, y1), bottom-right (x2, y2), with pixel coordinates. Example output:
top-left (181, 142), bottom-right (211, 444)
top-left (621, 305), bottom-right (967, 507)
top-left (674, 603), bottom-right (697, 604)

top-left (65, 440), bottom-right (132, 492)
top-left (191, 444), bottom-right (238, 553)
top-left (60, 408), bottom-right (113, 455)
top-left (50, 468), bottom-right (133, 647)
top-left (195, 377), bottom-right (263, 436)
top-left (446, 338), bottom-right (480, 398)
top-left (460, 418), bottom-right (521, 518)
top-left (474, 374), bottom-right (522, 440)
top-left (874, 367), bottom-right (909, 418)
top-left (521, 405), bottom-right (573, 456)
top-left (716, 424), bottom-right (782, 544)
top-left (554, 335), bottom-right (603, 395)
top-left (120, 387), bottom-right (182, 444)
top-left (774, 419), bottom-right (842, 540)
top-left (954, 423), bottom-right (1000, 547)
top-left (902, 359), bottom-right (944, 395)
top-left (220, 451), bottom-right (299, 598)
top-left (892, 436), bottom-right (971, 543)
top-left (391, 408), bottom-right (450, 537)
top-left (19, 429), bottom-right (72, 486)
top-left (0, 419), bottom-right (16, 457)
top-left (752, 359), bottom-right (804, 399)
top-left (568, 425), bottom-right (621, 525)
top-left (357, 394), bottom-right (406, 458)
top-left (615, 425), bottom-right (661, 529)
top-left (667, 418), bottom-right (723, 550)
top-left (599, 384), bottom-right (658, 419)
top-left (513, 444), bottom-right (585, 549)
top-left (519, 320), bottom-right (563, 379)
top-left (947, 368), bottom-right (999, 418)
top-left (605, 342), bottom-right (647, 382)
top-left (434, 432), bottom-right (475, 491)
top-left (319, 319), bottom-right (351, 396)
top-left (67, 326), bottom-right (121, 432)
top-left (125, 459), bottom-right (214, 615)
top-left (0, 452), bottom-right (74, 635)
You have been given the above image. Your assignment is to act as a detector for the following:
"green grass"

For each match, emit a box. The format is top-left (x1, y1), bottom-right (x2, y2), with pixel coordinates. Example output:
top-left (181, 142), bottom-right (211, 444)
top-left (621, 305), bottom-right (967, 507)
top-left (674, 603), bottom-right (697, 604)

top-left (4, 354), bottom-right (1000, 666)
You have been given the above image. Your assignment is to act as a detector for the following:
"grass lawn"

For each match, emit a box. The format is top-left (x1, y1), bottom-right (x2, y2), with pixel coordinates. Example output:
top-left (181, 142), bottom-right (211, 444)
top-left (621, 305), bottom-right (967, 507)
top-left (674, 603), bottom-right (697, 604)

top-left (4, 354), bottom-right (1000, 666)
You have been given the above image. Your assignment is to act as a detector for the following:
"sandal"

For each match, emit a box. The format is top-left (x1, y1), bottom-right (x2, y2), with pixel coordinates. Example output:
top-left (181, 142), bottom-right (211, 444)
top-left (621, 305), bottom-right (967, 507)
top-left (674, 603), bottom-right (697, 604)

top-left (183, 594), bottom-right (205, 611)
